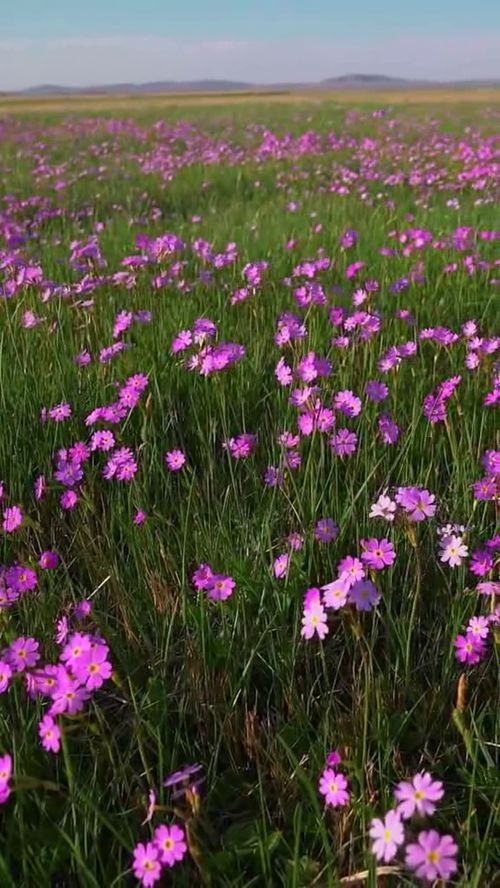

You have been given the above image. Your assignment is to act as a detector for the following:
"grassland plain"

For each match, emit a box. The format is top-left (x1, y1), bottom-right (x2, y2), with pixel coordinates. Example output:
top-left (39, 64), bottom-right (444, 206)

top-left (0, 96), bottom-right (498, 887)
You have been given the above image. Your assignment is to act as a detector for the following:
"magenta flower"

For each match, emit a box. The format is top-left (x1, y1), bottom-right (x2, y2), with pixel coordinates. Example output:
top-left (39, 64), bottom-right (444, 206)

top-left (469, 549), bottom-right (493, 577)
top-left (77, 645), bottom-right (113, 690)
top-left (38, 715), bottom-right (61, 753)
top-left (7, 636), bottom-right (40, 672)
top-left (206, 574), bottom-right (235, 601)
top-left (397, 487), bottom-right (436, 522)
top-left (38, 550), bottom-right (59, 570)
top-left (49, 671), bottom-right (90, 715)
top-left (0, 660), bottom-right (12, 693)
top-left (132, 841), bottom-right (162, 887)
top-left (360, 538), bottom-right (396, 570)
top-left (394, 771), bottom-right (444, 819)
top-left (2, 505), bottom-right (23, 533)
top-left (467, 615), bottom-right (489, 640)
top-left (338, 556), bottom-right (365, 587)
top-left (273, 553), bottom-right (289, 579)
top-left (165, 449), bottom-right (186, 471)
top-left (454, 632), bottom-right (485, 664)
top-left (405, 830), bottom-right (458, 882)
top-left (60, 490), bottom-right (78, 510)
top-left (6, 564), bottom-right (38, 593)
top-left (192, 563), bottom-right (214, 590)
top-left (326, 749), bottom-right (341, 766)
top-left (330, 428), bottom-right (358, 456)
top-left (153, 823), bottom-right (188, 867)
top-left (369, 809), bottom-right (405, 862)
top-left (47, 402), bottom-right (72, 422)
top-left (61, 632), bottom-right (92, 669)
top-left (134, 509), bottom-right (147, 525)
top-left (333, 389), bottom-right (362, 417)
top-left (74, 599), bottom-right (92, 619)
top-left (0, 753), bottom-right (12, 804)
top-left (318, 768), bottom-right (350, 807)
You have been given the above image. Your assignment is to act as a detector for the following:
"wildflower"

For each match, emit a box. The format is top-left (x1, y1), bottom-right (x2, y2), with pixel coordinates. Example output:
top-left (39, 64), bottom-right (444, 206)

top-left (60, 490), bottom-right (78, 510)
top-left (163, 762), bottom-right (203, 789)
top-left (369, 494), bottom-right (396, 522)
top-left (132, 841), bottom-right (162, 887)
top-left (467, 615), bottom-right (489, 640)
top-left (338, 556), bottom-right (365, 587)
top-left (2, 505), bottom-right (23, 532)
top-left (322, 577), bottom-right (349, 610)
top-left (153, 824), bottom-right (188, 867)
top-left (6, 564), bottom-right (38, 593)
top-left (394, 771), bottom-right (444, 819)
top-left (330, 428), bottom-right (358, 456)
top-left (264, 466), bottom-right (284, 487)
top-left (314, 518), bottom-right (338, 542)
top-left (378, 413), bottom-right (401, 445)
top-left (318, 768), bottom-right (350, 807)
top-left (90, 430), bottom-right (115, 452)
top-left (287, 531), bottom-right (304, 551)
top-left (74, 599), bottom-right (92, 619)
top-left (48, 402), bottom-right (72, 422)
top-left (439, 534), bottom-right (469, 567)
top-left (469, 549), bottom-right (493, 577)
top-left (49, 671), bottom-right (90, 715)
top-left (38, 715), bottom-right (61, 753)
top-left (405, 830), bottom-right (458, 882)
top-left (360, 538), bottom-right (396, 570)
top-left (0, 753), bottom-right (12, 804)
top-left (223, 433), bottom-right (256, 459)
top-left (397, 487), bottom-right (436, 522)
top-left (61, 632), bottom-right (92, 669)
top-left (349, 579), bottom-right (380, 611)
top-left (454, 632), bottom-right (485, 664)
top-left (0, 660), bottom-right (12, 693)
top-left (369, 809), bottom-right (405, 862)
top-left (365, 379), bottom-right (389, 402)
top-left (301, 602), bottom-right (329, 639)
top-left (206, 574), bottom-right (235, 601)
top-left (273, 553), bottom-right (289, 578)
top-left (165, 450), bottom-right (186, 472)
top-left (326, 750), bottom-right (341, 766)
top-left (34, 475), bottom-right (46, 500)
top-left (7, 637), bottom-right (40, 672)
top-left (333, 390), bottom-right (362, 417)
top-left (192, 563), bottom-right (214, 590)
top-left (38, 550), bottom-right (59, 570)
top-left (134, 509), bottom-right (147, 525)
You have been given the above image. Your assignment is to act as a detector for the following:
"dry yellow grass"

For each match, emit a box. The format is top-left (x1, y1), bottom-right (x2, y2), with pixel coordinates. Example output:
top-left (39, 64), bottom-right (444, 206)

top-left (1, 87), bottom-right (499, 114)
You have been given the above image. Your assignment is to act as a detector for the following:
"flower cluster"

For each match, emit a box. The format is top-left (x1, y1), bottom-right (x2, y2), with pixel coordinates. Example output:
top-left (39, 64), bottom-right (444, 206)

top-left (192, 563), bottom-right (235, 601)
top-left (370, 771), bottom-right (458, 882)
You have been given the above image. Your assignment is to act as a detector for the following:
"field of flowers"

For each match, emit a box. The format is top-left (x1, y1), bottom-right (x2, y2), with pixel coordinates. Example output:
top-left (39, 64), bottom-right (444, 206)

top-left (0, 98), bottom-right (498, 886)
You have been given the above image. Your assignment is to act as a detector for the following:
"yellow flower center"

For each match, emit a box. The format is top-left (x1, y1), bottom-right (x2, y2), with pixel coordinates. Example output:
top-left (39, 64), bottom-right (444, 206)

top-left (427, 850), bottom-right (440, 863)
top-left (383, 829), bottom-right (392, 841)
top-left (414, 790), bottom-right (424, 800)
top-left (163, 839), bottom-right (174, 850)
top-left (329, 781), bottom-right (338, 793)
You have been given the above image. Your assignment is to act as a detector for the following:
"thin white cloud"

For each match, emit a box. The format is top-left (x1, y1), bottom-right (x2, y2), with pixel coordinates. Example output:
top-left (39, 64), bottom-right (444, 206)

top-left (0, 34), bottom-right (498, 90)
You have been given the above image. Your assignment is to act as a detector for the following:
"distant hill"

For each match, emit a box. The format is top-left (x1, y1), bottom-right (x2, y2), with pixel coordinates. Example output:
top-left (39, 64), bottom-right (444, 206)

top-left (8, 74), bottom-right (500, 97)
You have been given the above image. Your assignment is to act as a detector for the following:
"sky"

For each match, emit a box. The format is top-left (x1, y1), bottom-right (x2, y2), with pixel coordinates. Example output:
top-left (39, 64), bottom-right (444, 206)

top-left (1, 0), bottom-right (499, 90)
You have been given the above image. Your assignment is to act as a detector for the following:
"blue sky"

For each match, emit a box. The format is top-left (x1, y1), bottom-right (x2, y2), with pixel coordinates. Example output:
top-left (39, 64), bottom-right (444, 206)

top-left (1, 0), bottom-right (499, 89)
